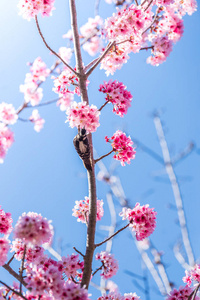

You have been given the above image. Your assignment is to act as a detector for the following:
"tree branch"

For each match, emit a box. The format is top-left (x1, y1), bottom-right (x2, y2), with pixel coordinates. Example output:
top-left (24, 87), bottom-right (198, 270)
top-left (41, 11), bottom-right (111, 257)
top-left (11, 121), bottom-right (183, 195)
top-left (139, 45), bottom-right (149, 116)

top-left (3, 264), bottom-right (27, 288)
top-left (94, 150), bottom-right (114, 164)
top-left (0, 281), bottom-right (28, 300)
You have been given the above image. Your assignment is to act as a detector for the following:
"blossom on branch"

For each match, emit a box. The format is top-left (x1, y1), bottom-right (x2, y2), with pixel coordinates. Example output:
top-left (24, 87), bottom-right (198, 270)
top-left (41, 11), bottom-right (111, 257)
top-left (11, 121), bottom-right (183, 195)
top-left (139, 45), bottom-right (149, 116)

top-left (18, 0), bottom-right (55, 21)
top-left (62, 253), bottom-right (84, 280)
top-left (30, 57), bottom-right (50, 82)
top-left (105, 130), bottom-right (136, 166)
top-left (166, 285), bottom-right (200, 300)
top-left (96, 251), bottom-right (119, 279)
top-left (183, 264), bottom-right (200, 286)
top-left (0, 238), bottom-right (10, 266)
top-left (0, 206), bottom-right (13, 234)
top-left (11, 239), bottom-right (45, 263)
top-left (120, 203), bottom-right (157, 240)
top-left (0, 125), bottom-right (14, 163)
top-left (72, 196), bottom-right (104, 223)
top-left (13, 212), bottom-right (53, 246)
top-left (66, 101), bottom-right (100, 133)
top-left (99, 80), bottom-right (132, 117)
top-left (0, 102), bottom-right (18, 125)
top-left (20, 74), bottom-right (43, 106)
top-left (29, 109), bottom-right (45, 132)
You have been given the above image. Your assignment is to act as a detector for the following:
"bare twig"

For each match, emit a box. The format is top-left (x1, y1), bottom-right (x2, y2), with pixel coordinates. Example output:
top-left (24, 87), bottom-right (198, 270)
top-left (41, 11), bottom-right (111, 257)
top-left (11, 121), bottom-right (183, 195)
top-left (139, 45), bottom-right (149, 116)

top-left (27, 98), bottom-right (60, 108)
top-left (94, 150), bottom-right (114, 164)
top-left (6, 254), bottom-right (15, 266)
top-left (172, 142), bottom-right (195, 166)
top-left (154, 114), bottom-right (195, 267)
top-left (86, 41), bottom-right (115, 77)
top-left (35, 16), bottom-right (78, 76)
top-left (92, 263), bottom-right (104, 277)
top-left (73, 247), bottom-right (85, 258)
top-left (19, 245), bottom-right (26, 294)
top-left (95, 223), bottom-right (129, 248)
top-left (0, 281), bottom-right (28, 300)
top-left (3, 264), bottom-right (27, 288)
top-left (98, 100), bottom-right (110, 112)
top-left (142, 9), bottom-right (159, 35)
top-left (173, 243), bottom-right (190, 270)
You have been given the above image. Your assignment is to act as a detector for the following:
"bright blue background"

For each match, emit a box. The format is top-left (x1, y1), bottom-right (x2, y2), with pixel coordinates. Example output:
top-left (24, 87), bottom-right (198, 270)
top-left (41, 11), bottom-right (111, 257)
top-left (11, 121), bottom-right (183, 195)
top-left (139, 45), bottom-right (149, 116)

top-left (0, 0), bottom-right (200, 299)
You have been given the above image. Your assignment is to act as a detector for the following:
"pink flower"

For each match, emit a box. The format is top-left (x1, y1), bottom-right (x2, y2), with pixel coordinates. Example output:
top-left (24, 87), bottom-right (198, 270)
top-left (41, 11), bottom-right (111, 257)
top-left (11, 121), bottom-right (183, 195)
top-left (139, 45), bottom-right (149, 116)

top-left (72, 196), bottom-right (104, 223)
top-left (96, 251), bottom-right (118, 279)
top-left (0, 125), bottom-right (14, 163)
top-left (30, 57), bottom-right (50, 82)
top-left (183, 264), bottom-right (200, 286)
top-left (0, 238), bottom-right (10, 266)
top-left (13, 212), bottom-right (54, 246)
top-left (57, 93), bottom-right (74, 111)
top-left (66, 101), bottom-right (100, 133)
top-left (58, 47), bottom-right (72, 64)
top-left (106, 130), bottom-right (136, 166)
top-left (120, 203), bottom-right (157, 240)
top-left (18, 0), bottom-right (55, 21)
top-left (124, 293), bottom-right (140, 300)
top-left (99, 80), bottom-right (132, 117)
top-left (29, 110), bottom-right (45, 132)
top-left (166, 285), bottom-right (200, 300)
top-left (98, 291), bottom-right (124, 300)
top-left (0, 206), bottom-right (13, 235)
top-left (11, 239), bottom-right (45, 263)
top-left (20, 74), bottom-right (43, 106)
top-left (62, 254), bottom-right (84, 280)
top-left (0, 102), bottom-right (18, 125)
top-left (53, 69), bottom-right (74, 96)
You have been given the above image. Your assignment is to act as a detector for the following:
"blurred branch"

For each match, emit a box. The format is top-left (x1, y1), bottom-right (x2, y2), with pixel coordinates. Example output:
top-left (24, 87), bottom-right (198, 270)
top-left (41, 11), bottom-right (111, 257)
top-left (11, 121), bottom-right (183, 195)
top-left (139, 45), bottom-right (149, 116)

top-left (173, 242), bottom-right (190, 270)
top-left (154, 113), bottom-right (195, 267)
top-left (171, 142), bottom-right (195, 166)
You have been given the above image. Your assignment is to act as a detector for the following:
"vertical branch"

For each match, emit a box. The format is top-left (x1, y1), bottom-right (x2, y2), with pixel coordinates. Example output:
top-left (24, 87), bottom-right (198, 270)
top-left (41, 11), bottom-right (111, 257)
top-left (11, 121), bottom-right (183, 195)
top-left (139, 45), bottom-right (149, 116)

top-left (69, 0), bottom-right (97, 289)
top-left (154, 114), bottom-right (195, 267)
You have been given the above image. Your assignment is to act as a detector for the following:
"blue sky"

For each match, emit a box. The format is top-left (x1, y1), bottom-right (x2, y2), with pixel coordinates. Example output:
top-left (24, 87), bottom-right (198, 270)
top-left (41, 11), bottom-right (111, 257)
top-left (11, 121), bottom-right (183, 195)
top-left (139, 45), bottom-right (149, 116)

top-left (0, 0), bottom-right (200, 299)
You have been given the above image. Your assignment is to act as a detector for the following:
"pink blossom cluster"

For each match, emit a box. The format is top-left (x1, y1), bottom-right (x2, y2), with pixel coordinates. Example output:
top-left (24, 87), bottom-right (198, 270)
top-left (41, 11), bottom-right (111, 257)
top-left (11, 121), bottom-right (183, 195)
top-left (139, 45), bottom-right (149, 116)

top-left (0, 206), bottom-right (13, 234)
top-left (29, 110), bottom-right (45, 132)
top-left (0, 125), bottom-right (14, 163)
top-left (11, 239), bottom-right (45, 263)
top-left (72, 196), bottom-right (104, 224)
top-left (0, 238), bottom-right (10, 266)
top-left (18, 0), bottom-right (55, 20)
top-left (20, 73), bottom-right (43, 106)
top-left (98, 291), bottom-right (140, 300)
top-left (30, 57), bottom-right (50, 82)
top-left (66, 101), bottom-right (100, 133)
top-left (96, 251), bottom-right (118, 279)
top-left (62, 253), bottom-right (84, 280)
top-left (166, 285), bottom-right (200, 300)
top-left (183, 264), bottom-right (200, 286)
top-left (120, 203), bottom-right (157, 240)
top-left (80, 16), bottom-right (103, 56)
top-left (13, 212), bottom-right (53, 246)
top-left (57, 93), bottom-right (74, 112)
top-left (105, 130), bottom-right (136, 166)
top-left (99, 80), bottom-right (132, 117)
top-left (147, 36), bottom-right (173, 66)
top-left (0, 102), bottom-right (18, 125)
top-left (58, 47), bottom-right (72, 65)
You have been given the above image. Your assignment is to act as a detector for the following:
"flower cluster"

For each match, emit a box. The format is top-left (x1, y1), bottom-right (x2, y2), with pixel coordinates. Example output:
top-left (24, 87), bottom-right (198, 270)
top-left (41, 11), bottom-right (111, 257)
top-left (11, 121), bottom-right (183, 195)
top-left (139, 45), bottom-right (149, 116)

top-left (99, 80), bottom-right (132, 117)
top-left (120, 203), bottom-right (157, 240)
top-left (58, 47), bottom-right (72, 65)
top-left (62, 253), bottom-right (84, 280)
top-left (18, 0), bottom-right (55, 20)
top-left (96, 251), bottom-right (118, 279)
top-left (20, 73), bottom-right (43, 106)
top-left (0, 125), bottom-right (14, 163)
top-left (29, 110), bottom-right (45, 132)
top-left (13, 212), bottom-right (53, 246)
top-left (166, 285), bottom-right (200, 300)
top-left (66, 101), bottom-right (100, 133)
top-left (57, 93), bottom-right (74, 112)
top-left (30, 57), bottom-right (50, 82)
top-left (0, 102), bottom-right (18, 125)
top-left (72, 196), bottom-right (104, 223)
top-left (183, 264), bottom-right (200, 286)
top-left (105, 130), bottom-right (136, 166)
top-left (11, 239), bottom-right (45, 263)
top-left (0, 238), bottom-right (10, 266)
top-left (0, 206), bottom-right (13, 234)
top-left (98, 291), bottom-right (140, 300)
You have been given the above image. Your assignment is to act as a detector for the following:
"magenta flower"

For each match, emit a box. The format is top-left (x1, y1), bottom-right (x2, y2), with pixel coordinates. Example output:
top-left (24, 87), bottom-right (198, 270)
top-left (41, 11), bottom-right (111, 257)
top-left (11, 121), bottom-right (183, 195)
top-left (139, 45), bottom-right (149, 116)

top-left (96, 251), bottom-right (118, 279)
top-left (0, 206), bottom-right (13, 235)
top-left (0, 238), bottom-right (10, 266)
top-left (18, 0), bottom-right (55, 21)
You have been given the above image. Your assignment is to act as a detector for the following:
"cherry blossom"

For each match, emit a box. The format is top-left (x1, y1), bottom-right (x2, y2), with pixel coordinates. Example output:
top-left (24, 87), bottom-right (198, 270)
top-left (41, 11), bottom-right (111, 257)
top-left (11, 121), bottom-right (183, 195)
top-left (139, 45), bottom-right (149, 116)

top-left (20, 74), bottom-right (43, 106)
top-left (0, 102), bottom-right (18, 125)
top-left (96, 251), bottom-right (118, 279)
top-left (53, 69), bottom-right (75, 96)
top-left (72, 196), bottom-right (104, 223)
top-left (166, 285), bottom-right (200, 300)
top-left (30, 57), bottom-right (50, 82)
top-left (11, 239), bottom-right (45, 263)
top-left (57, 93), bottom-right (74, 111)
top-left (0, 125), bottom-right (14, 163)
top-left (99, 80), bottom-right (132, 117)
top-left (0, 206), bottom-right (13, 235)
top-left (66, 101), bottom-right (100, 133)
top-left (62, 253), bottom-right (84, 280)
top-left (13, 212), bottom-right (53, 246)
top-left (98, 291), bottom-right (140, 300)
top-left (18, 0), bottom-right (55, 21)
top-left (29, 110), bottom-right (45, 132)
top-left (105, 130), bottom-right (136, 166)
top-left (58, 47), bottom-right (72, 64)
top-left (183, 264), bottom-right (200, 286)
top-left (0, 238), bottom-right (10, 266)
top-left (120, 203), bottom-right (157, 240)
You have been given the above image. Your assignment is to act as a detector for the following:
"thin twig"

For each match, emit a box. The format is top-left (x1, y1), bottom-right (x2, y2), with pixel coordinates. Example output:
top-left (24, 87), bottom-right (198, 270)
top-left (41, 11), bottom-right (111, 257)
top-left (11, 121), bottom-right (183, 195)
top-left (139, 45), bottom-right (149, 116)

top-left (35, 16), bottom-right (78, 76)
top-left (95, 223), bottom-right (129, 248)
top-left (0, 281), bottom-right (28, 300)
top-left (73, 247), bottom-right (85, 258)
top-left (6, 254), bottom-right (15, 266)
top-left (94, 150), bottom-right (114, 164)
top-left (27, 98), bottom-right (60, 108)
top-left (3, 264), bottom-right (27, 288)
top-left (86, 41), bottom-right (115, 77)
top-left (92, 263), bottom-right (104, 277)
top-left (19, 245), bottom-right (26, 294)
top-left (144, 0), bottom-right (153, 11)
top-left (98, 100), bottom-right (110, 112)
top-left (188, 283), bottom-right (200, 300)
top-left (142, 9), bottom-right (159, 35)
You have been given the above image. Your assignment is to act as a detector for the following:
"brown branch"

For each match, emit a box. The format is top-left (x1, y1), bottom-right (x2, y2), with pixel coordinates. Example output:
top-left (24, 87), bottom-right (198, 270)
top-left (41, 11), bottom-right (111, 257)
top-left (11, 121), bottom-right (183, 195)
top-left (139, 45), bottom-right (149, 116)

top-left (6, 254), bottom-right (15, 266)
top-left (98, 100), bottom-right (110, 112)
top-left (19, 246), bottom-right (26, 294)
top-left (188, 283), bottom-right (200, 300)
top-left (3, 264), bottom-right (27, 288)
top-left (144, 0), bottom-right (153, 11)
top-left (35, 16), bottom-right (78, 76)
top-left (94, 150), bottom-right (114, 164)
top-left (73, 247), bottom-right (85, 258)
top-left (95, 223), bottom-right (129, 248)
top-left (86, 41), bottom-right (115, 77)
top-left (92, 263), bottom-right (104, 277)
top-left (0, 281), bottom-right (28, 300)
